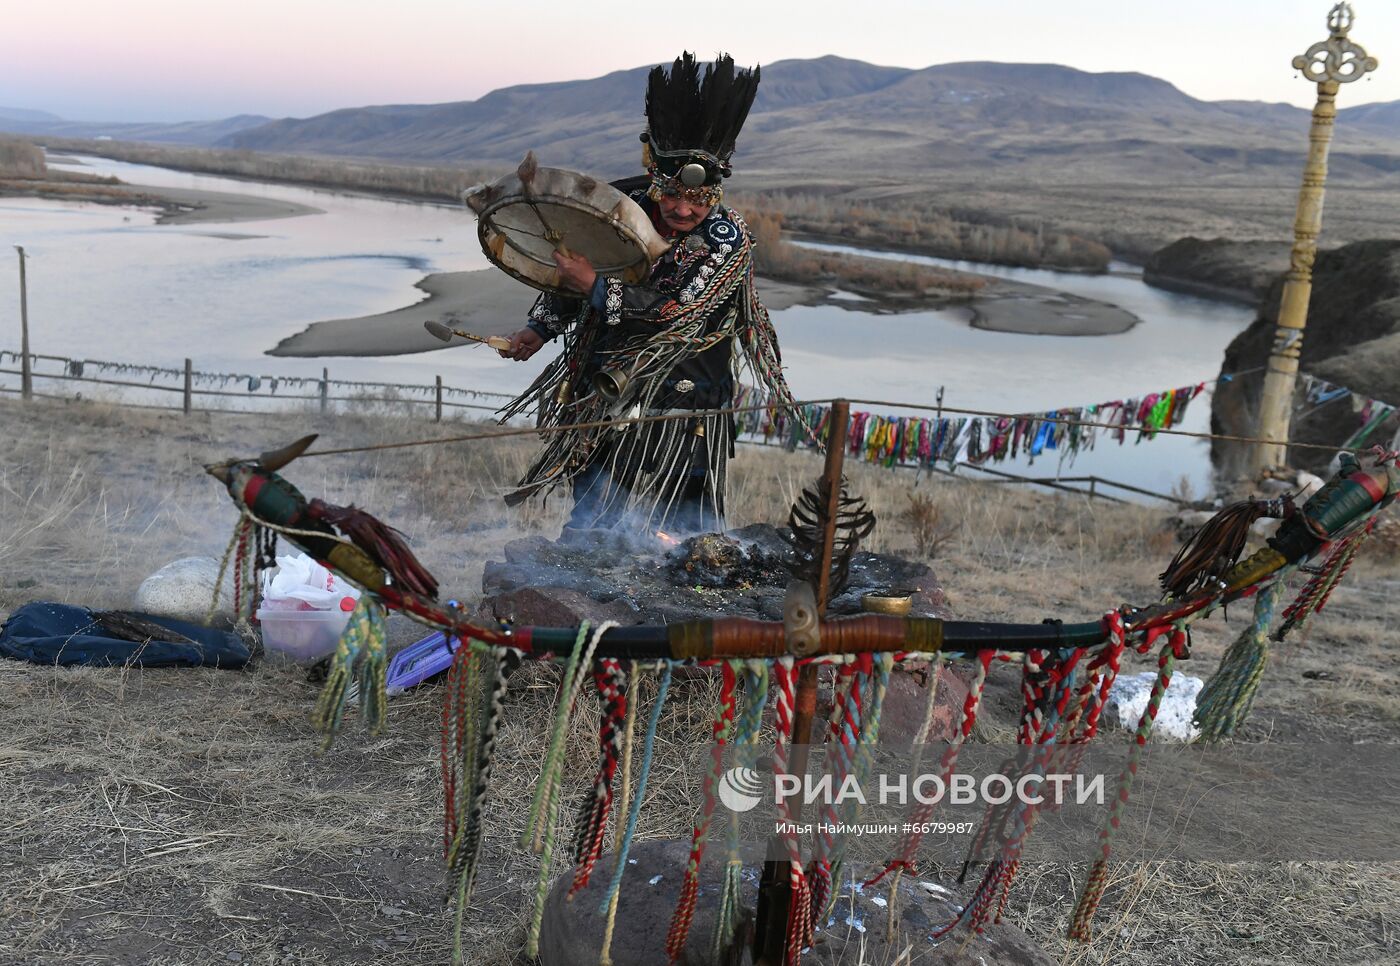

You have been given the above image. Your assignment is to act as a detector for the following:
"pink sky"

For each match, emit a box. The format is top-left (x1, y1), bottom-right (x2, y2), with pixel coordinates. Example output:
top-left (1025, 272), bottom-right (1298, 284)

top-left (4, 0), bottom-right (1398, 121)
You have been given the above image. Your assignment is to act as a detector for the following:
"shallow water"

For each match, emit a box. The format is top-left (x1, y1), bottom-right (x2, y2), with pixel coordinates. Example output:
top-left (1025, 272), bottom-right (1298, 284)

top-left (775, 242), bottom-right (1253, 499)
top-left (1, 157), bottom-right (1253, 497)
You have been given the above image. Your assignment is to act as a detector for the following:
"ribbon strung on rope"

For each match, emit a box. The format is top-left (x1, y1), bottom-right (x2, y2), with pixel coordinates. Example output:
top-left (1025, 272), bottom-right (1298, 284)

top-left (1298, 373), bottom-right (1400, 451)
top-left (732, 381), bottom-right (1207, 472)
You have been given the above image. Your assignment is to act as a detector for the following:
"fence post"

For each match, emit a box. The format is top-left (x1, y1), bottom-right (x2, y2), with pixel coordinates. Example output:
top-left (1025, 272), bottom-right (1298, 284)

top-left (320, 367), bottom-right (329, 414)
top-left (16, 246), bottom-right (31, 401)
top-left (183, 358), bottom-right (193, 414)
top-left (1088, 477), bottom-right (1098, 502)
top-left (435, 375), bottom-right (443, 423)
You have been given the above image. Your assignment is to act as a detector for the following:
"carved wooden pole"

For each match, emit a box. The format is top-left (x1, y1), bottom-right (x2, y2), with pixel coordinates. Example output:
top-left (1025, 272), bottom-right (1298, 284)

top-left (755, 400), bottom-right (850, 964)
top-left (1254, 3), bottom-right (1377, 473)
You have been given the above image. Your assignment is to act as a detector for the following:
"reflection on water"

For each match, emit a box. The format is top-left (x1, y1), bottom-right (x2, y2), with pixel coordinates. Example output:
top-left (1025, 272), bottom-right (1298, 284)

top-left (1, 158), bottom-right (1253, 497)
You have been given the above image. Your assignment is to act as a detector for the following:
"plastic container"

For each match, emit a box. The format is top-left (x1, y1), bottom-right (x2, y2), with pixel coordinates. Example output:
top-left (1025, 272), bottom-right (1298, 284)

top-left (256, 605), bottom-right (352, 663)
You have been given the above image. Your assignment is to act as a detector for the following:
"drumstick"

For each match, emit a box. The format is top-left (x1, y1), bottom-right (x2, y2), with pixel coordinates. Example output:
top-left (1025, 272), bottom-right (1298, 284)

top-left (517, 151), bottom-right (573, 258)
top-left (423, 320), bottom-right (513, 352)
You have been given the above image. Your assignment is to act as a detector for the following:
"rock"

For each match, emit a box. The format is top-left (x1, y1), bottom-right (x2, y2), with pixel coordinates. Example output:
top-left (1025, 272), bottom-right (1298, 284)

top-left (1143, 236), bottom-right (1289, 306)
top-left (1296, 471), bottom-right (1324, 499)
top-left (880, 662), bottom-right (974, 745)
top-left (1249, 517), bottom-right (1282, 541)
top-left (476, 586), bottom-right (640, 626)
top-left (1211, 240), bottom-right (1400, 475)
top-left (1106, 671), bottom-right (1204, 742)
top-left (538, 839), bottom-right (1053, 966)
top-left (134, 556), bottom-right (233, 622)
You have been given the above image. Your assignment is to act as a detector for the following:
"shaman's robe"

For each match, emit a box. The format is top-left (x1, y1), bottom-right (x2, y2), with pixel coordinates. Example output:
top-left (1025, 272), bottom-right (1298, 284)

top-left (500, 187), bottom-right (796, 532)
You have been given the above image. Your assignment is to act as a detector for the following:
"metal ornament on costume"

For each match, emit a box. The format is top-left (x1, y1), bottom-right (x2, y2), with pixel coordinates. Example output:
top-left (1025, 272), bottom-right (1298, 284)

top-left (464, 154), bottom-right (669, 296)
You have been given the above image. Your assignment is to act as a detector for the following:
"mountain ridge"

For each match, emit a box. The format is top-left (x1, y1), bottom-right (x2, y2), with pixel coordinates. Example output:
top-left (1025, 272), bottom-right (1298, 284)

top-left (5, 58), bottom-right (1400, 186)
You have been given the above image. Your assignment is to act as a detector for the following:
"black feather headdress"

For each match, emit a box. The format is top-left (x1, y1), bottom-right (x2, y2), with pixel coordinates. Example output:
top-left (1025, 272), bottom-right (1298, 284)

top-left (642, 52), bottom-right (760, 187)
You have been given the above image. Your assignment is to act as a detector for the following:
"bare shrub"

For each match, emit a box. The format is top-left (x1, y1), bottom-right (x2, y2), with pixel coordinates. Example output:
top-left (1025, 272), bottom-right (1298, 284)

top-left (0, 137), bottom-right (45, 178)
top-left (901, 489), bottom-right (957, 558)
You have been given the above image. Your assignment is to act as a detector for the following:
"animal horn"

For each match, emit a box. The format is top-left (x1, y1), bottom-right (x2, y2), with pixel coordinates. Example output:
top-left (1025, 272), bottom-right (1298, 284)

top-left (517, 150), bottom-right (539, 190)
top-left (258, 434), bottom-right (319, 472)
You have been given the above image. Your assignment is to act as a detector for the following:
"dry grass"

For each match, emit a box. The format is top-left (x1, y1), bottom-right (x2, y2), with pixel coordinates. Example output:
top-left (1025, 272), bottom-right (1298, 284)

top-left (1, 397), bottom-right (1397, 965)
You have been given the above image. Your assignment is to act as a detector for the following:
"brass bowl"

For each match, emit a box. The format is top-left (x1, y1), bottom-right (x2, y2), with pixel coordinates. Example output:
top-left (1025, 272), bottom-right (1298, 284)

top-left (861, 591), bottom-right (913, 616)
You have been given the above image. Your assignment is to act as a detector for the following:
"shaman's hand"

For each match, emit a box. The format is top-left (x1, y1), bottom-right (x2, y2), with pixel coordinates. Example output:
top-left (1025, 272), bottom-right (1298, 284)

top-left (501, 328), bottom-right (544, 361)
top-left (552, 250), bottom-right (597, 295)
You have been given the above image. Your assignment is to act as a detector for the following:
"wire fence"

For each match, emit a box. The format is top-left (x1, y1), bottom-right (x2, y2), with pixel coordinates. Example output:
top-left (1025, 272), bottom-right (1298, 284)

top-left (0, 350), bottom-right (513, 420)
top-left (0, 347), bottom-right (1206, 508)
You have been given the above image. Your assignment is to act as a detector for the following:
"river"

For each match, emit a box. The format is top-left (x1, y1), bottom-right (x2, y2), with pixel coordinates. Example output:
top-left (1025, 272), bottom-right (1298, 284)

top-left (1, 155), bottom-right (1253, 498)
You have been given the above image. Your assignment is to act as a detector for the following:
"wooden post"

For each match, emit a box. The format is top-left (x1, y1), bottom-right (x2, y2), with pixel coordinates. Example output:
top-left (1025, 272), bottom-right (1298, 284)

top-left (1088, 477), bottom-right (1098, 502)
top-left (435, 374), bottom-right (443, 423)
top-left (1254, 4), bottom-right (1377, 473)
top-left (320, 367), bottom-right (329, 414)
top-left (183, 358), bottom-right (193, 415)
top-left (16, 246), bottom-right (31, 401)
top-left (756, 400), bottom-right (850, 964)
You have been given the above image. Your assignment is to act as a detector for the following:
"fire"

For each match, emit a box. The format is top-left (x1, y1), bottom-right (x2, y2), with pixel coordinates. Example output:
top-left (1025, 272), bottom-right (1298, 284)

top-left (655, 530), bottom-right (680, 547)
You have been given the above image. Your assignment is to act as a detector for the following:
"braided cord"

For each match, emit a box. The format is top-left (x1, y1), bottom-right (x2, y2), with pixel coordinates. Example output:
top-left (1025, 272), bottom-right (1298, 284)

top-left (666, 662), bottom-right (739, 963)
top-left (600, 662), bottom-right (641, 966)
top-left (1195, 579), bottom-right (1286, 741)
top-left (1069, 628), bottom-right (1186, 941)
top-left (572, 659), bottom-right (630, 894)
top-left (449, 646), bottom-right (520, 965)
top-left (597, 663), bottom-right (675, 914)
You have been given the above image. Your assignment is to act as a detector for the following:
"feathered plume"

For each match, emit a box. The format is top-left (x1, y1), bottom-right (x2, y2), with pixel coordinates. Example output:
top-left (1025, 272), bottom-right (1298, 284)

top-left (307, 499), bottom-right (440, 599)
top-left (788, 477), bottom-right (876, 598)
top-left (645, 53), bottom-right (760, 162)
top-left (1159, 496), bottom-right (1294, 599)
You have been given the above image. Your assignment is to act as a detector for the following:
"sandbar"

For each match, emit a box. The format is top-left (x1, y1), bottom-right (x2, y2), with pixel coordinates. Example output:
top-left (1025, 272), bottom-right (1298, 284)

top-left (146, 185), bottom-right (322, 224)
top-left (0, 177), bottom-right (322, 225)
top-left (270, 263), bottom-right (1135, 358)
top-left (268, 269), bottom-right (823, 357)
top-left (970, 277), bottom-right (1138, 336)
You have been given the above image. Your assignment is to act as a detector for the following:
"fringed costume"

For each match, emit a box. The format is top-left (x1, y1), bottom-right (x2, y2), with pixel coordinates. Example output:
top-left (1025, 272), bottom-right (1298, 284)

top-left (500, 54), bottom-right (797, 532)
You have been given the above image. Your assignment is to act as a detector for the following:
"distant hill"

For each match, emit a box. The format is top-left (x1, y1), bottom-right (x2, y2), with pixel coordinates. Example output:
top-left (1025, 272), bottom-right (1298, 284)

top-left (0, 113), bottom-right (272, 146)
top-left (0, 106), bottom-right (63, 123)
top-left (212, 58), bottom-right (1400, 186)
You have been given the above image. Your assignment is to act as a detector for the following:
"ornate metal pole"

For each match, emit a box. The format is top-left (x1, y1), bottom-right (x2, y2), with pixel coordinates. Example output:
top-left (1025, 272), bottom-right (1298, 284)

top-left (1254, 3), bottom-right (1378, 473)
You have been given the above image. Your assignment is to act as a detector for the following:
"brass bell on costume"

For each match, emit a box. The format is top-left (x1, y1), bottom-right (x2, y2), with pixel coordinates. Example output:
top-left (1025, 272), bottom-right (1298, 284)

top-left (595, 366), bottom-right (632, 403)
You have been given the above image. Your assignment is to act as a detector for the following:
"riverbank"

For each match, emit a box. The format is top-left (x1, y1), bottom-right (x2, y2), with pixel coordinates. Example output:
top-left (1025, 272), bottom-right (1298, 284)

top-left (0, 171), bottom-right (322, 224)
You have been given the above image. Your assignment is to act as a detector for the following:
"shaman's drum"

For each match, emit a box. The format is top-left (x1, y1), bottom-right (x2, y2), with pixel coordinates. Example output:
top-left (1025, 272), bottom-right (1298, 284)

top-left (465, 159), bottom-right (670, 296)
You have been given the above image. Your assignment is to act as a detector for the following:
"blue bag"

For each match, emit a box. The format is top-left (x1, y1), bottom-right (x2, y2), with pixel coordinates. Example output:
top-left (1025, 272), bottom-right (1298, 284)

top-left (0, 601), bottom-right (251, 669)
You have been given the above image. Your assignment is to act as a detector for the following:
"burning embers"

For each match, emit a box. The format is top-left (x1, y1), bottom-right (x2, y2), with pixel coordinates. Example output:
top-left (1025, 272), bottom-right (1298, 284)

top-left (668, 533), bottom-right (791, 589)
top-left (481, 523), bottom-right (947, 626)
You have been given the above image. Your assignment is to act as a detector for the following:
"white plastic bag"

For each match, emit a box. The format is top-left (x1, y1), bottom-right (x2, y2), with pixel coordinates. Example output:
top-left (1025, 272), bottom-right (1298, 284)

top-left (261, 553), bottom-right (361, 612)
